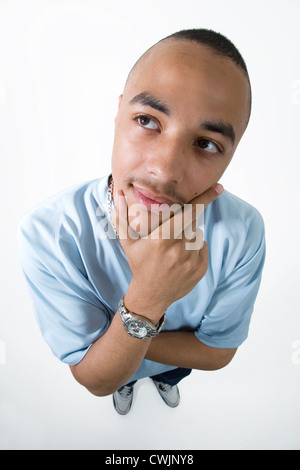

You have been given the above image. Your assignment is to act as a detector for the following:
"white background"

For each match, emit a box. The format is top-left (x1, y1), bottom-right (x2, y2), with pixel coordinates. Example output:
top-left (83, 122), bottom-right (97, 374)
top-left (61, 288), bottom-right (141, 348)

top-left (0, 0), bottom-right (300, 450)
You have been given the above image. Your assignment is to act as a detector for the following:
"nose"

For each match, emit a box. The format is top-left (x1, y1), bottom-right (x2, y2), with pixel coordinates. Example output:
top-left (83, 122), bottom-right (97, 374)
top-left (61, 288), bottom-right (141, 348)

top-left (145, 136), bottom-right (185, 185)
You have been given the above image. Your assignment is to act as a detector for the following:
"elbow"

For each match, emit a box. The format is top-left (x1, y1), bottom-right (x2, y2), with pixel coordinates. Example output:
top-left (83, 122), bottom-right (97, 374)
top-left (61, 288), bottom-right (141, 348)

top-left (209, 356), bottom-right (233, 371)
top-left (85, 379), bottom-right (121, 397)
top-left (86, 386), bottom-right (113, 398)
top-left (193, 343), bottom-right (238, 371)
top-left (69, 365), bottom-right (119, 397)
top-left (211, 347), bottom-right (237, 371)
top-left (76, 380), bottom-right (117, 398)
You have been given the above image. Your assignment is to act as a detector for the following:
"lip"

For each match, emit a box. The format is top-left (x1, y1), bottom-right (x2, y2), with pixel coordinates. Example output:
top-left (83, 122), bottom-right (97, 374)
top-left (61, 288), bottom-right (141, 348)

top-left (133, 185), bottom-right (177, 212)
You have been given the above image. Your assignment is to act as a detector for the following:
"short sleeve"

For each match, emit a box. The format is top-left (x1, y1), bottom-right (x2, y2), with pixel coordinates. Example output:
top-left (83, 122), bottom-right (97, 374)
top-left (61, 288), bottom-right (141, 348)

top-left (17, 201), bottom-right (112, 365)
top-left (195, 207), bottom-right (266, 349)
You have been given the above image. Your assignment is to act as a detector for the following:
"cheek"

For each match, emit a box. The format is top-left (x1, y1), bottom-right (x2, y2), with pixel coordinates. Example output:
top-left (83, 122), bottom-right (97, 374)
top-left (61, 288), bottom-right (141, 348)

top-left (190, 163), bottom-right (220, 189)
top-left (112, 124), bottom-right (144, 170)
top-left (213, 155), bottom-right (233, 181)
top-left (187, 157), bottom-right (231, 198)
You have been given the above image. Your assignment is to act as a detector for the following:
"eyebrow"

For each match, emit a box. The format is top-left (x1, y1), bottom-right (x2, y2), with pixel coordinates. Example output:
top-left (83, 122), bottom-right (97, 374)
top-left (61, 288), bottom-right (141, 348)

top-left (129, 91), bottom-right (235, 144)
top-left (200, 121), bottom-right (236, 145)
top-left (129, 92), bottom-right (171, 116)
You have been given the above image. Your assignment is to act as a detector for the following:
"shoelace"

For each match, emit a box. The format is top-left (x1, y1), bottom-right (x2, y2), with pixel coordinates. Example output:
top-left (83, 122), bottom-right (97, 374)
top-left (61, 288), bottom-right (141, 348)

top-left (118, 386), bottom-right (133, 398)
top-left (159, 383), bottom-right (172, 393)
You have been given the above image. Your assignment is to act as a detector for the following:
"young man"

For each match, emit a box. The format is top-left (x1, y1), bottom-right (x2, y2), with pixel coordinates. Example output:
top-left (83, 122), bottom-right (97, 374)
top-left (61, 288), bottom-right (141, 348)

top-left (17, 29), bottom-right (265, 415)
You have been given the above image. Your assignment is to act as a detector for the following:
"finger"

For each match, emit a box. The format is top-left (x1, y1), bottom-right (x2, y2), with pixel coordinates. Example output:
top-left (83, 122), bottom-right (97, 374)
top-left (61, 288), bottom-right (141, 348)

top-left (112, 189), bottom-right (131, 241)
top-left (189, 183), bottom-right (224, 209)
top-left (170, 183), bottom-right (223, 239)
top-left (147, 183), bottom-right (223, 241)
top-left (184, 183), bottom-right (224, 226)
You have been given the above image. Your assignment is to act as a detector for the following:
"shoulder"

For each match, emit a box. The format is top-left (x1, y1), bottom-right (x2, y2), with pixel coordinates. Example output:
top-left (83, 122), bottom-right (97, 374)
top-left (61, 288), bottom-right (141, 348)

top-left (204, 190), bottom-right (266, 281)
top-left (210, 189), bottom-right (264, 232)
top-left (17, 178), bottom-right (104, 239)
top-left (17, 177), bottom-right (108, 269)
top-left (205, 189), bottom-right (265, 248)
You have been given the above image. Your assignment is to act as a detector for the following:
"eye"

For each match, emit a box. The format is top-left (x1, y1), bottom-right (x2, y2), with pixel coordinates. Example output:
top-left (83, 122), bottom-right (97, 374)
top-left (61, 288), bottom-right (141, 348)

top-left (195, 138), bottom-right (222, 154)
top-left (136, 114), bottom-right (159, 130)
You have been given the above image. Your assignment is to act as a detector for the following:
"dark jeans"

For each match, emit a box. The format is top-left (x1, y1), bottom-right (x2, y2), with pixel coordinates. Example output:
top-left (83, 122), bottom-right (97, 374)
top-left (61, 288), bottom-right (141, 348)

top-left (118, 367), bottom-right (192, 392)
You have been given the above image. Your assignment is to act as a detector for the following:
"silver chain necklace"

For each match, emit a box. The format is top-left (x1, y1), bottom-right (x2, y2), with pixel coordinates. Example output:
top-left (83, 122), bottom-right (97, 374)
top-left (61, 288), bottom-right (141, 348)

top-left (107, 175), bottom-right (119, 241)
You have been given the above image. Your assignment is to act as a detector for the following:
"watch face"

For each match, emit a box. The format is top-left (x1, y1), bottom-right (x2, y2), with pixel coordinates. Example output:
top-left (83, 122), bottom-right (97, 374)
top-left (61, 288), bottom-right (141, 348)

top-left (128, 320), bottom-right (148, 338)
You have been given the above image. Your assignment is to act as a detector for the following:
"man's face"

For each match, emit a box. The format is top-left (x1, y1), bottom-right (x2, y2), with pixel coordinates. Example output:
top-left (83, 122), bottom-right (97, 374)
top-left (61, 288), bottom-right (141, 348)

top-left (111, 39), bottom-right (250, 234)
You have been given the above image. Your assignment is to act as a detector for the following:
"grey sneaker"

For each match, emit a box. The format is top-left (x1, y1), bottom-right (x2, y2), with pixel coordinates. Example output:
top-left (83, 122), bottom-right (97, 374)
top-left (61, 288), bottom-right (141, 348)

top-left (152, 380), bottom-right (180, 407)
top-left (113, 385), bottom-right (134, 415)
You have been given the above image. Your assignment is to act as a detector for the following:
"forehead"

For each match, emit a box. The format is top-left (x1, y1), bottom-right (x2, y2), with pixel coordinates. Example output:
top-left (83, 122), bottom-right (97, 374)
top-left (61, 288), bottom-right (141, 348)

top-left (123, 40), bottom-right (250, 135)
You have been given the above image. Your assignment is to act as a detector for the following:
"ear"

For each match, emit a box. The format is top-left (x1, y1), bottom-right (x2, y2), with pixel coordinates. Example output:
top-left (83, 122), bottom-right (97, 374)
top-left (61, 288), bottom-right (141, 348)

top-left (114, 95), bottom-right (123, 125)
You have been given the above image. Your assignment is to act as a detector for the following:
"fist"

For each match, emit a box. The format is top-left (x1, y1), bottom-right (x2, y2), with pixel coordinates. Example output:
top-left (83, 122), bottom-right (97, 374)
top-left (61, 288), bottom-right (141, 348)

top-left (113, 184), bottom-right (223, 322)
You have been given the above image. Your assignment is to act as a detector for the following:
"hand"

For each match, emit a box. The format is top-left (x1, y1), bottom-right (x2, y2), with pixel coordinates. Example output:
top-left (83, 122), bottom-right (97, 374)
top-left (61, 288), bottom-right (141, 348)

top-left (113, 184), bottom-right (223, 323)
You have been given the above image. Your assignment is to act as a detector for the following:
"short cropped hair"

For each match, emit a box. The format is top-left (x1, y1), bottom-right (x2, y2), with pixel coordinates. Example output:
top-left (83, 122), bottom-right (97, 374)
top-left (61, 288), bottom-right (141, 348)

top-left (162, 29), bottom-right (250, 81)
top-left (126, 28), bottom-right (252, 124)
top-left (161, 28), bottom-right (252, 123)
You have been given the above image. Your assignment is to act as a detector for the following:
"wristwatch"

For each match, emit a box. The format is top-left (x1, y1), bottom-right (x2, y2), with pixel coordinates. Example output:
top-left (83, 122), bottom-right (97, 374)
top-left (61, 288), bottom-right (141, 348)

top-left (118, 297), bottom-right (165, 339)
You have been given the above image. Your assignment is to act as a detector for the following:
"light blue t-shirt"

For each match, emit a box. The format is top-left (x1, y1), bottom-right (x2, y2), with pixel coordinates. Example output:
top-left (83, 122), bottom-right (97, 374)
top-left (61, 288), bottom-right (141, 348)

top-left (17, 175), bottom-right (265, 382)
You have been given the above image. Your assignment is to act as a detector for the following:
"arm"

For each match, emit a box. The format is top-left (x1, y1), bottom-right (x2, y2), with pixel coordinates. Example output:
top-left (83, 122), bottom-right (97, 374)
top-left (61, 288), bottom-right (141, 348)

top-left (70, 314), bottom-right (236, 397)
top-left (146, 331), bottom-right (237, 370)
top-left (70, 186), bottom-right (223, 396)
top-left (70, 311), bottom-right (153, 397)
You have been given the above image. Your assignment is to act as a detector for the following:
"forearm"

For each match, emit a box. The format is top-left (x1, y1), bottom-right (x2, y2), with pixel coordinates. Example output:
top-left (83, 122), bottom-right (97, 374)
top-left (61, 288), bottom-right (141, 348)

top-left (70, 311), bottom-right (152, 396)
top-left (69, 284), bottom-right (166, 397)
top-left (145, 331), bottom-right (237, 371)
